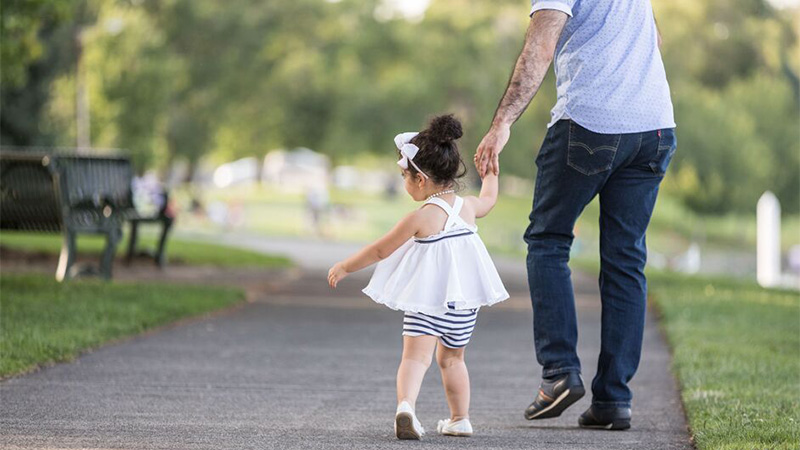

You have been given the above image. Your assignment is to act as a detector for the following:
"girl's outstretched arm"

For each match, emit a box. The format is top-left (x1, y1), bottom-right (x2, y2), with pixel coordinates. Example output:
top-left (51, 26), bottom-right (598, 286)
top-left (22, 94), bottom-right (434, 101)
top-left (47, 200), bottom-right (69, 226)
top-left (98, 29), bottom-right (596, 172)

top-left (465, 172), bottom-right (499, 219)
top-left (328, 211), bottom-right (421, 288)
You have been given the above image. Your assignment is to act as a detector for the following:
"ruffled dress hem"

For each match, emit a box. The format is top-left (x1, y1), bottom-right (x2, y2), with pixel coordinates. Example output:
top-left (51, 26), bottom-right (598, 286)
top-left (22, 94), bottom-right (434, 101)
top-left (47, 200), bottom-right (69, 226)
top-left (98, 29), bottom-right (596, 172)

top-left (362, 286), bottom-right (510, 316)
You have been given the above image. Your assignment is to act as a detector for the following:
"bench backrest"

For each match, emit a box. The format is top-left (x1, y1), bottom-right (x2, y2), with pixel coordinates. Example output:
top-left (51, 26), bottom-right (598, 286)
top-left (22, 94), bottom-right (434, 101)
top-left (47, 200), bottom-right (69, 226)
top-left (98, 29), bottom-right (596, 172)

top-left (0, 150), bottom-right (135, 232)
top-left (0, 153), bottom-right (62, 232)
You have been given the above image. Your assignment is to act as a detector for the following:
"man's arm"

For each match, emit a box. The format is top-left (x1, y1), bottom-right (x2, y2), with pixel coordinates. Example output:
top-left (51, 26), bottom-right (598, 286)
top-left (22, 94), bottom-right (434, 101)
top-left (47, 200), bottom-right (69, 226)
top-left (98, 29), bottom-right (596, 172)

top-left (474, 10), bottom-right (568, 177)
top-left (493, 10), bottom-right (567, 128)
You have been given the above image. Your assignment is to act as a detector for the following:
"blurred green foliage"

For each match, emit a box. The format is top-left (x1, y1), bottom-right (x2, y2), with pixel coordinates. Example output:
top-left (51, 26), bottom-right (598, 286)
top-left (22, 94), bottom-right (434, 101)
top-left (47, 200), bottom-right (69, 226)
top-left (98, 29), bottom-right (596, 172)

top-left (1, 0), bottom-right (798, 213)
top-left (0, 0), bottom-right (71, 88)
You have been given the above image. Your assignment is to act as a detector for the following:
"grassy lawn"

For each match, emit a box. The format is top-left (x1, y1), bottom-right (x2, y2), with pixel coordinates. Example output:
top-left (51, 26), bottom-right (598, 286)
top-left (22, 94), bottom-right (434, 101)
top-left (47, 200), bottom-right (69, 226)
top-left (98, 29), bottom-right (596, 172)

top-left (0, 273), bottom-right (245, 378)
top-left (172, 184), bottom-right (800, 262)
top-left (0, 231), bottom-right (292, 268)
top-left (649, 273), bottom-right (800, 449)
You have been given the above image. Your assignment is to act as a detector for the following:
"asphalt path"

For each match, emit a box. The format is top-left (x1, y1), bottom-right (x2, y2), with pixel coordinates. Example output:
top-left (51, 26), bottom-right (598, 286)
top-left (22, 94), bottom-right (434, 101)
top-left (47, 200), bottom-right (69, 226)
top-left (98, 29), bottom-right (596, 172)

top-left (0, 235), bottom-right (692, 449)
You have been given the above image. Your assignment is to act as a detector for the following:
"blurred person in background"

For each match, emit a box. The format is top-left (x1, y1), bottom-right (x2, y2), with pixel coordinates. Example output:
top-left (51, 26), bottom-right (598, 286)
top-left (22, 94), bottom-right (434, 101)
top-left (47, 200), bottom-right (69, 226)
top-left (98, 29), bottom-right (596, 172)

top-left (131, 171), bottom-right (167, 218)
top-left (306, 184), bottom-right (330, 237)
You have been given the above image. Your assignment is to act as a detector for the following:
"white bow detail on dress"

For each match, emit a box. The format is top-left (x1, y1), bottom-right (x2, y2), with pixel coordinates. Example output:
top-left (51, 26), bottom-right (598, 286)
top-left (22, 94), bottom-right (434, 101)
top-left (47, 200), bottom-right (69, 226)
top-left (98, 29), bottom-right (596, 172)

top-left (395, 132), bottom-right (429, 179)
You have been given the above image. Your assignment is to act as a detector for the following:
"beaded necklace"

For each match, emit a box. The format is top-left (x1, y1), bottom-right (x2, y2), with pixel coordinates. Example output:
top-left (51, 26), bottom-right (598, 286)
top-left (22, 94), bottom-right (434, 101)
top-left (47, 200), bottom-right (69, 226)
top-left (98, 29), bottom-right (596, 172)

top-left (425, 189), bottom-right (455, 201)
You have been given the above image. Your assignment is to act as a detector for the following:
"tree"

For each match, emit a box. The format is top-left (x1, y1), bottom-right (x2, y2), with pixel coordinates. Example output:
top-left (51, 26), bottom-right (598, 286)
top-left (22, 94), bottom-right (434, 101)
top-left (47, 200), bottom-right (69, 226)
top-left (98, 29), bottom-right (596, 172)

top-left (3, 0), bottom-right (797, 214)
top-left (1, 0), bottom-right (75, 146)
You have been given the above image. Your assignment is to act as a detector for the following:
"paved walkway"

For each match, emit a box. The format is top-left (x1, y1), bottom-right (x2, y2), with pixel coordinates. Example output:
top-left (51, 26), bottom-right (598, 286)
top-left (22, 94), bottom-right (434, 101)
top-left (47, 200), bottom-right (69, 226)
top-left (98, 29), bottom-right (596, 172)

top-left (1, 234), bottom-right (691, 449)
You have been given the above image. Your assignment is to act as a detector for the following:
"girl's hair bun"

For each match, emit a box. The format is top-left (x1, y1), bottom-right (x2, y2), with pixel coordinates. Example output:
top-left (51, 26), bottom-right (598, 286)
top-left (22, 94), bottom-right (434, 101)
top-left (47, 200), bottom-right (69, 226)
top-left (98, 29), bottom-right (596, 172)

top-left (406, 113), bottom-right (467, 186)
top-left (427, 114), bottom-right (463, 143)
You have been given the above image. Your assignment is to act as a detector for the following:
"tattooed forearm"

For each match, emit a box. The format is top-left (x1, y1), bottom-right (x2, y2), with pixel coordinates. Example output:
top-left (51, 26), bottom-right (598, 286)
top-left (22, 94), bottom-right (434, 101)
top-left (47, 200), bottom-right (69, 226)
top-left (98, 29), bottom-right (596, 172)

top-left (492, 10), bottom-right (568, 128)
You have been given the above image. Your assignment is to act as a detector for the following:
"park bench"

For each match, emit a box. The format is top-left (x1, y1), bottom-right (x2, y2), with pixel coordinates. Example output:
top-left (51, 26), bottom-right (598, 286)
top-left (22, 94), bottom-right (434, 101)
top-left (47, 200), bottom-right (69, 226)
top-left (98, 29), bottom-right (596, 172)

top-left (0, 148), bottom-right (172, 281)
top-left (125, 181), bottom-right (173, 268)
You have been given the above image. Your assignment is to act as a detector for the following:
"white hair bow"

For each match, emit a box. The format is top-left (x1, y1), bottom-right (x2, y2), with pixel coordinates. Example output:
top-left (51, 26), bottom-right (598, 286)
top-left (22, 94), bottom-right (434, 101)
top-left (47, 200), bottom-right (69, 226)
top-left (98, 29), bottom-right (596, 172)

top-left (395, 132), bottom-right (429, 179)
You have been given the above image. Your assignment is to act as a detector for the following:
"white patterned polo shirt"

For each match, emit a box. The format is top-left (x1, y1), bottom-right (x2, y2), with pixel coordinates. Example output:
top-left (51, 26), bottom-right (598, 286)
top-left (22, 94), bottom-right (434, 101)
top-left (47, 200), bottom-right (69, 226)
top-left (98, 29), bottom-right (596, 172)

top-left (530, 0), bottom-right (676, 133)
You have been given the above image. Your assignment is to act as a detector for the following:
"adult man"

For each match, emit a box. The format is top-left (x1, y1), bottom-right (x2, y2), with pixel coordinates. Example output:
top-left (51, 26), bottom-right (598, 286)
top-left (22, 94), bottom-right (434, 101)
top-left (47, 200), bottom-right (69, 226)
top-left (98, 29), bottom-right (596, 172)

top-left (474, 0), bottom-right (676, 430)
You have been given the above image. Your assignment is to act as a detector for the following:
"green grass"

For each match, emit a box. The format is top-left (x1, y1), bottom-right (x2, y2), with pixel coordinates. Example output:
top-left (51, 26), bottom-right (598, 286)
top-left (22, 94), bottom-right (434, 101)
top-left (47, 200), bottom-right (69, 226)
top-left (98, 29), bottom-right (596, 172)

top-left (649, 273), bottom-right (800, 449)
top-left (0, 273), bottom-right (245, 377)
top-left (171, 184), bottom-right (800, 262)
top-left (0, 231), bottom-right (292, 268)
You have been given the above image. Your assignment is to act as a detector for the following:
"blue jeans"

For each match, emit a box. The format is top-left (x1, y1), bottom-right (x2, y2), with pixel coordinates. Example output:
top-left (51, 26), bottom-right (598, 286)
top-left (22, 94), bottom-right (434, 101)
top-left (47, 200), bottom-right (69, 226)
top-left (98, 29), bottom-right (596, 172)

top-left (524, 119), bottom-right (677, 408)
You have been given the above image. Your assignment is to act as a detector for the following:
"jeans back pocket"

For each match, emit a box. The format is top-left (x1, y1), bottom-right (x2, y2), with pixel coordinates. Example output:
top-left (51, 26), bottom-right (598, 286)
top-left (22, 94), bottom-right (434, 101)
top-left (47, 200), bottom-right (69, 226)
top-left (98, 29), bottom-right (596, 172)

top-left (567, 121), bottom-right (620, 176)
top-left (649, 128), bottom-right (677, 176)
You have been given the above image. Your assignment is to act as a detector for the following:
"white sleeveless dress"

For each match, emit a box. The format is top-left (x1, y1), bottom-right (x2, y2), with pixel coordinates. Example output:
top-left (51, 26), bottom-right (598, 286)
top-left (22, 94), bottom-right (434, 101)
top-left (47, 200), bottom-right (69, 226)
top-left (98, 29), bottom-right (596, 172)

top-left (362, 196), bottom-right (509, 315)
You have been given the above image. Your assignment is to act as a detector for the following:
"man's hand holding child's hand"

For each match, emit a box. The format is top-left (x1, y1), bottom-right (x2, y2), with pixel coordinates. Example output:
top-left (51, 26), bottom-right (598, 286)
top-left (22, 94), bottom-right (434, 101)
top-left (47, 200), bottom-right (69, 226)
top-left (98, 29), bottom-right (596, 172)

top-left (328, 262), bottom-right (348, 288)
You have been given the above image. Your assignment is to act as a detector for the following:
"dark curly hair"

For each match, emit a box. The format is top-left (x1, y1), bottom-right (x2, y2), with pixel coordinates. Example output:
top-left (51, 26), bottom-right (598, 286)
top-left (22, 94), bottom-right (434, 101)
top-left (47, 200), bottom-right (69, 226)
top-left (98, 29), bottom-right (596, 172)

top-left (401, 114), bottom-right (467, 187)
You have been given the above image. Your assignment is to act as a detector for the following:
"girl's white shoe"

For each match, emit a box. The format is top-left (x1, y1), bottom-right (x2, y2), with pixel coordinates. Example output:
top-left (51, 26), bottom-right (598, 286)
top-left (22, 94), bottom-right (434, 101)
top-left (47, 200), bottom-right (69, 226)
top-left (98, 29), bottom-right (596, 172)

top-left (395, 401), bottom-right (425, 440)
top-left (437, 418), bottom-right (473, 437)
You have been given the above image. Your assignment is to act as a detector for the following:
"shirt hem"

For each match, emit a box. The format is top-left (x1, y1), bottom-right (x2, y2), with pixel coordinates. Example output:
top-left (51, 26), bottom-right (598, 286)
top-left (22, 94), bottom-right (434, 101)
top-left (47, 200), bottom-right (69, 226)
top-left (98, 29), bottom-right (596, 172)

top-left (549, 113), bottom-right (676, 134)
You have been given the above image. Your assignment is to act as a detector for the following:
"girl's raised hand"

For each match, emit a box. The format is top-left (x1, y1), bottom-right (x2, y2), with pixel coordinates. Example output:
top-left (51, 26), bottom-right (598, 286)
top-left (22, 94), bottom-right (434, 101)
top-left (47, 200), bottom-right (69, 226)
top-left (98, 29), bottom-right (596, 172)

top-left (328, 262), bottom-right (348, 288)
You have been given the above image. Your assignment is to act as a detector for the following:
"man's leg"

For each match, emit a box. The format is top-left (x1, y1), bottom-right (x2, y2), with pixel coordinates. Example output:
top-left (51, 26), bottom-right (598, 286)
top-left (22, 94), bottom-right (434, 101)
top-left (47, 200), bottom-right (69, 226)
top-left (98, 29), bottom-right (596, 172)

top-left (524, 120), bottom-right (623, 419)
top-left (589, 128), bottom-right (676, 413)
top-left (525, 120), bottom-right (621, 377)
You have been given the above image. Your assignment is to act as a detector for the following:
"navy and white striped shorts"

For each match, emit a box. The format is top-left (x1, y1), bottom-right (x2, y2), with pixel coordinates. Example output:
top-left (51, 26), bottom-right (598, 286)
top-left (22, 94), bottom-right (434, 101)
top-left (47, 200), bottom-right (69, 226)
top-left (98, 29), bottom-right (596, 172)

top-left (402, 307), bottom-right (478, 349)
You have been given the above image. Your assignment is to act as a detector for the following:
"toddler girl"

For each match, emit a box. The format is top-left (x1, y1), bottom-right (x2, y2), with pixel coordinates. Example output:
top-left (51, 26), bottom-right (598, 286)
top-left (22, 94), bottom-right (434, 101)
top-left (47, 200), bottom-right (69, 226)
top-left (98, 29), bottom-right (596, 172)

top-left (327, 114), bottom-right (508, 439)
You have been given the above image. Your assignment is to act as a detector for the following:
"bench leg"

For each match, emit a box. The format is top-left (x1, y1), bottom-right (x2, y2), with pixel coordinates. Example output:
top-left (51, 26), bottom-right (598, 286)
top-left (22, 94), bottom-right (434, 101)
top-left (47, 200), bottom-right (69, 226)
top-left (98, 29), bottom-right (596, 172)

top-left (100, 227), bottom-right (122, 280)
top-left (126, 221), bottom-right (139, 265)
top-left (56, 229), bottom-right (77, 282)
top-left (155, 217), bottom-right (173, 268)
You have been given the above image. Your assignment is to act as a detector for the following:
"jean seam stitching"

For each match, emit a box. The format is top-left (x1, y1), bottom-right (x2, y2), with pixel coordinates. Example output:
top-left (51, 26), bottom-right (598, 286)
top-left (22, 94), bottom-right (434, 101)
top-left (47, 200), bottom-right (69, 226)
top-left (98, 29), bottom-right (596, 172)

top-left (567, 122), bottom-right (621, 176)
top-left (650, 129), bottom-right (676, 176)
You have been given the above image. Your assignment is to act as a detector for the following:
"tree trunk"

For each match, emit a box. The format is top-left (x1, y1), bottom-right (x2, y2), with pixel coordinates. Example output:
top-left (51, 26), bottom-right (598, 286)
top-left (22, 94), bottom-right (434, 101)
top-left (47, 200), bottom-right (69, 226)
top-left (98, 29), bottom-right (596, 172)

top-left (75, 28), bottom-right (90, 152)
